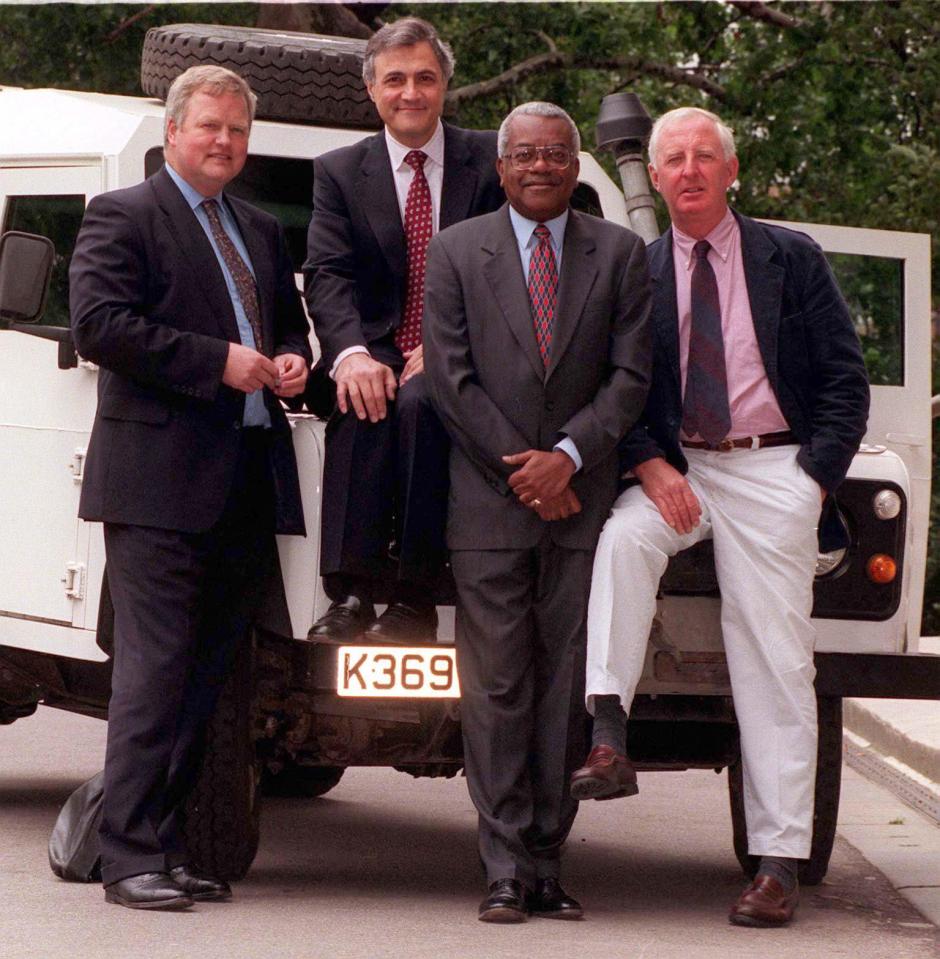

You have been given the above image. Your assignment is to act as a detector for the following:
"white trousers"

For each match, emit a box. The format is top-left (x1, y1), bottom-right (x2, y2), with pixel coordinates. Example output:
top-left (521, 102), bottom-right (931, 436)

top-left (586, 446), bottom-right (820, 858)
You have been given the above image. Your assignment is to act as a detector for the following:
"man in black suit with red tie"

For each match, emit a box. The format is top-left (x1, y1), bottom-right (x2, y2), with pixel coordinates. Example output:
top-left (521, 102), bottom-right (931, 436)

top-left (70, 65), bottom-right (310, 910)
top-left (303, 17), bottom-right (504, 644)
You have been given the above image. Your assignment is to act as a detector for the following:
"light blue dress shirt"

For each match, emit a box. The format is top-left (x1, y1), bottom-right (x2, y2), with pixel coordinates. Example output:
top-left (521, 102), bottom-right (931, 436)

top-left (507, 206), bottom-right (581, 472)
top-left (165, 163), bottom-right (270, 428)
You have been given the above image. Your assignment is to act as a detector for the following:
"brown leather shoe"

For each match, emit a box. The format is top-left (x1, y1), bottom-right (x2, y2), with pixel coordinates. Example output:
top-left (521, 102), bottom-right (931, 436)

top-left (728, 875), bottom-right (799, 927)
top-left (569, 745), bottom-right (638, 800)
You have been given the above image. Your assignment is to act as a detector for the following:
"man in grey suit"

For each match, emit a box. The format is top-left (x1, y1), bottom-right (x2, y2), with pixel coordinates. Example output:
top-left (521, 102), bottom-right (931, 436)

top-left (423, 102), bottom-right (652, 923)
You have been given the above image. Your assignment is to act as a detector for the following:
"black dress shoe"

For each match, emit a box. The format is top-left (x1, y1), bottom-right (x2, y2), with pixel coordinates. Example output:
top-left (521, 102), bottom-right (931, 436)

top-left (169, 865), bottom-right (232, 902)
top-left (478, 878), bottom-right (528, 923)
top-left (307, 596), bottom-right (375, 644)
top-left (364, 602), bottom-right (438, 644)
top-left (528, 878), bottom-right (583, 920)
top-left (104, 872), bottom-right (193, 910)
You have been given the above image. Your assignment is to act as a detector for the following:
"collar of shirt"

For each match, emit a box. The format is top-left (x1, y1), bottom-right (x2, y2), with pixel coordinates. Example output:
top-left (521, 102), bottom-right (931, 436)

top-left (673, 206), bottom-right (736, 272)
top-left (385, 120), bottom-right (445, 173)
top-left (164, 161), bottom-right (225, 212)
top-left (508, 205), bottom-right (568, 273)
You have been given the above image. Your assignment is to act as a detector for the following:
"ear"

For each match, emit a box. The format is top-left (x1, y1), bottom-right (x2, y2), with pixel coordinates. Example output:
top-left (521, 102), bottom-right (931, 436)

top-left (648, 162), bottom-right (660, 192)
top-left (166, 119), bottom-right (179, 149)
top-left (726, 155), bottom-right (739, 188)
top-left (496, 156), bottom-right (506, 188)
top-left (366, 82), bottom-right (376, 105)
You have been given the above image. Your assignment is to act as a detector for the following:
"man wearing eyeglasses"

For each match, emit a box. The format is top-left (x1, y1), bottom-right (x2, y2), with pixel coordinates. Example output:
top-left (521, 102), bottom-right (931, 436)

top-left (423, 101), bottom-right (652, 922)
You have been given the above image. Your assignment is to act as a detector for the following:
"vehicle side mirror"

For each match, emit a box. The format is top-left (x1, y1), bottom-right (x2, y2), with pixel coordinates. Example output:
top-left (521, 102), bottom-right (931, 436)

top-left (0, 231), bottom-right (55, 328)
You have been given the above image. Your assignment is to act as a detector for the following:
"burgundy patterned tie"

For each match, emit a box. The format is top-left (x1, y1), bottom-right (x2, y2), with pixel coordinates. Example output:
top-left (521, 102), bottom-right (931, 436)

top-left (528, 224), bottom-right (557, 366)
top-left (202, 199), bottom-right (264, 354)
top-left (682, 239), bottom-right (731, 444)
top-left (394, 150), bottom-right (432, 355)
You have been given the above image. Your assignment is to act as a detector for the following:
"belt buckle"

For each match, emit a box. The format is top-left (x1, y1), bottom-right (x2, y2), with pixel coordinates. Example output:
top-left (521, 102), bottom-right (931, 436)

top-left (717, 438), bottom-right (735, 452)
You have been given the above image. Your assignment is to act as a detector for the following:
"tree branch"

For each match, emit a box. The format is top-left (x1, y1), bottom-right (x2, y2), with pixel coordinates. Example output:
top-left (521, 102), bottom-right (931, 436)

top-left (728, 1), bottom-right (803, 31)
top-left (105, 5), bottom-right (156, 44)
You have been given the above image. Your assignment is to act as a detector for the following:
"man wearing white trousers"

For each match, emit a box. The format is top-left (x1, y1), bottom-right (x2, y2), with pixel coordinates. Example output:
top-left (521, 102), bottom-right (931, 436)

top-left (570, 107), bottom-right (869, 927)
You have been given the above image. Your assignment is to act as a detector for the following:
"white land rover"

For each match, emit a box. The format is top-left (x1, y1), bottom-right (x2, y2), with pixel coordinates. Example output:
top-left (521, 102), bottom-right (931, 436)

top-left (0, 24), bottom-right (936, 886)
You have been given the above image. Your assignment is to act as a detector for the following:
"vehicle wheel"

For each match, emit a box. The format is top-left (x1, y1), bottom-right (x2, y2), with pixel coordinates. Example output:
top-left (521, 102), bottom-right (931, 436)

top-left (181, 632), bottom-right (262, 882)
top-left (140, 24), bottom-right (380, 129)
top-left (728, 696), bottom-right (843, 886)
top-left (261, 763), bottom-right (345, 799)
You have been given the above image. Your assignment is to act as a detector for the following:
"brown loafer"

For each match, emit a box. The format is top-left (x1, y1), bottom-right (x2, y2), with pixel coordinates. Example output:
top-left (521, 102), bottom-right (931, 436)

top-left (570, 745), bottom-right (638, 800)
top-left (729, 875), bottom-right (799, 927)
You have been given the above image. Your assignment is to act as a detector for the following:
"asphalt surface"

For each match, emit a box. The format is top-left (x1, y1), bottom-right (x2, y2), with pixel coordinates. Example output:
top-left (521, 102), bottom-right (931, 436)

top-left (1, 705), bottom-right (938, 959)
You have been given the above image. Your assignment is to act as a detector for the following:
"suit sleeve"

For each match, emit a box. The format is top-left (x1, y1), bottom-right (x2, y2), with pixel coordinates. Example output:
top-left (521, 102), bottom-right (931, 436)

top-left (302, 157), bottom-right (366, 369)
top-left (270, 218), bottom-right (313, 365)
top-left (423, 236), bottom-right (532, 496)
top-left (557, 234), bottom-right (653, 471)
top-left (795, 243), bottom-right (870, 492)
top-left (69, 192), bottom-right (229, 399)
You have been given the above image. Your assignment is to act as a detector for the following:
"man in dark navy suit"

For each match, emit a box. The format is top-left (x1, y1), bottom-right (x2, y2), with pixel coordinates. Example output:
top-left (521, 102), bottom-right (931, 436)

top-left (303, 17), bottom-right (504, 644)
top-left (70, 66), bottom-right (310, 910)
top-left (572, 107), bottom-right (869, 928)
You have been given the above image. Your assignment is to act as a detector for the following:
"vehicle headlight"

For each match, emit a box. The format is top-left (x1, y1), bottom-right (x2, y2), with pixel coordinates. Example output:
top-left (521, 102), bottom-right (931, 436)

top-left (872, 489), bottom-right (901, 520)
top-left (815, 547), bottom-right (847, 578)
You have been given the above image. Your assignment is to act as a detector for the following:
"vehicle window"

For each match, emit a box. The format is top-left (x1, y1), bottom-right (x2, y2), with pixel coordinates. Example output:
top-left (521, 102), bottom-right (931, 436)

top-left (571, 182), bottom-right (602, 218)
top-left (146, 148), bottom-right (313, 272)
top-left (2, 195), bottom-right (86, 329)
top-left (825, 252), bottom-right (903, 387)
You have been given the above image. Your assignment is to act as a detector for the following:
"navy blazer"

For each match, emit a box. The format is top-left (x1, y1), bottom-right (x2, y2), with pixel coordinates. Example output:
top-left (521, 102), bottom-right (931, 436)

top-left (620, 210), bottom-right (870, 503)
top-left (70, 166), bottom-right (312, 535)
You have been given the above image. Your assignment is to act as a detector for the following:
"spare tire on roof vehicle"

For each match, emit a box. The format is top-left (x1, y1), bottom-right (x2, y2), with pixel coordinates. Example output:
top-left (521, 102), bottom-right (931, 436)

top-left (140, 23), bottom-right (381, 129)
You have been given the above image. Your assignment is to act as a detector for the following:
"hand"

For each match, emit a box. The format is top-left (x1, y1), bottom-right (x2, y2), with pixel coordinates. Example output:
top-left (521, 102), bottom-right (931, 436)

top-left (533, 486), bottom-right (582, 521)
top-left (272, 353), bottom-right (309, 398)
top-left (334, 352), bottom-right (398, 421)
top-left (634, 457), bottom-right (702, 534)
top-left (399, 344), bottom-right (424, 386)
top-left (503, 449), bottom-right (576, 504)
top-left (222, 343), bottom-right (279, 394)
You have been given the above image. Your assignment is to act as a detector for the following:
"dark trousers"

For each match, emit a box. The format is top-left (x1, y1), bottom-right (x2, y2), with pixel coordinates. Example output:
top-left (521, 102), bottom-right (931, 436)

top-left (450, 544), bottom-right (593, 889)
top-left (320, 372), bottom-right (450, 598)
top-left (99, 429), bottom-right (275, 886)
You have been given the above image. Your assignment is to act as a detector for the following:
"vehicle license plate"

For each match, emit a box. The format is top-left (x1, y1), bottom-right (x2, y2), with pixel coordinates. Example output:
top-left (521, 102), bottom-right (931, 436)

top-left (336, 646), bottom-right (461, 698)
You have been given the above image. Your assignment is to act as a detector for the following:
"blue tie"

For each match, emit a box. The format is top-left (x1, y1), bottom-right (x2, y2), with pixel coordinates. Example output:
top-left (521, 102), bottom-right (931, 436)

top-left (683, 240), bottom-right (731, 445)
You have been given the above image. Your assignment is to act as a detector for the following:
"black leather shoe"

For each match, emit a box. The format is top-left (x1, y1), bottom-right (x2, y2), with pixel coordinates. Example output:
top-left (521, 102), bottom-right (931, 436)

top-left (169, 865), bottom-right (232, 902)
top-left (364, 602), bottom-right (438, 644)
top-left (528, 878), bottom-right (583, 920)
top-left (104, 872), bottom-right (193, 910)
top-left (478, 878), bottom-right (528, 923)
top-left (306, 596), bottom-right (375, 644)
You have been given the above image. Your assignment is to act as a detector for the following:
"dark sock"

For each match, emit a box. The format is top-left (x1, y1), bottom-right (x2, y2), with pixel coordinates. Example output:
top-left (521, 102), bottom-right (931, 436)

top-left (327, 574), bottom-right (371, 603)
top-left (756, 856), bottom-right (798, 893)
top-left (393, 581), bottom-right (435, 611)
top-left (591, 695), bottom-right (628, 753)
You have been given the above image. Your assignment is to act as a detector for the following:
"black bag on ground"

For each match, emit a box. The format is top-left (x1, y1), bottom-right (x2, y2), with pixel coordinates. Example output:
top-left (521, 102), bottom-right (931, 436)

top-left (48, 770), bottom-right (103, 882)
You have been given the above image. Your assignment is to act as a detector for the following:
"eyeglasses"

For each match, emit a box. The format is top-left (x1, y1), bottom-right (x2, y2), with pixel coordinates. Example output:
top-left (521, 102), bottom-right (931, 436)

top-left (504, 146), bottom-right (573, 171)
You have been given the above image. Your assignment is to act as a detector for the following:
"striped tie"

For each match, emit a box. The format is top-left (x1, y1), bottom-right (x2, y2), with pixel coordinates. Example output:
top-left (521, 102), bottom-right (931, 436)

top-left (682, 240), bottom-right (731, 445)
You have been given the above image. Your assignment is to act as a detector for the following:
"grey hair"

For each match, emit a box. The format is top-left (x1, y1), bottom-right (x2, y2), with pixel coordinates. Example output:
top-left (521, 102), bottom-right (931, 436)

top-left (497, 101), bottom-right (581, 157)
top-left (163, 65), bottom-right (257, 145)
top-left (363, 17), bottom-right (455, 85)
top-left (647, 107), bottom-right (736, 167)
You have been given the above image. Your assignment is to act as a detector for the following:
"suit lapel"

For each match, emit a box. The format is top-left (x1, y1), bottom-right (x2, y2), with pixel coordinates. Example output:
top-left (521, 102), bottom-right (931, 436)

top-left (649, 229), bottom-right (682, 392)
top-left (546, 211), bottom-right (598, 380)
top-left (227, 196), bottom-right (275, 356)
top-left (150, 168), bottom-right (239, 341)
top-left (481, 206), bottom-right (545, 380)
top-left (359, 133), bottom-right (407, 284)
top-left (440, 124), bottom-right (480, 230)
top-left (736, 211), bottom-right (784, 382)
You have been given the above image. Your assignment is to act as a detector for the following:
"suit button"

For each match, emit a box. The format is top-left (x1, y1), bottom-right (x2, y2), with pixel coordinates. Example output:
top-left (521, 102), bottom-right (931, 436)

top-left (233, 421), bottom-right (241, 431)
top-left (545, 401), bottom-right (555, 412)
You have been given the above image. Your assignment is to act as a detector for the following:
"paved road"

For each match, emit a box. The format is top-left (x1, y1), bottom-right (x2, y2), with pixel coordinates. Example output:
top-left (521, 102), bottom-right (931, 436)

top-left (1, 706), bottom-right (938, 959)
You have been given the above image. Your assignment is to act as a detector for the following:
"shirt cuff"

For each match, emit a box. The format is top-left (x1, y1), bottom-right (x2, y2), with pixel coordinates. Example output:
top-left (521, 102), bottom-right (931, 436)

top-left (330, 345), bottom-right (370, 380)
top-left (553, 436), bottom-right (582, 473)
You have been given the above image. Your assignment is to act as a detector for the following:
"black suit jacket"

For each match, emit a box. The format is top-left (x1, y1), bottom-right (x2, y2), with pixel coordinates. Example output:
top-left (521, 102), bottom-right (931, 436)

top-left (303, 124), bottom-right (504, 374)
top-left (70, 166), bottom-right (312, 535)
top-left (620, 211), bottom-right (870, 498)
top-left (424, 206), bottom-right (652, 551)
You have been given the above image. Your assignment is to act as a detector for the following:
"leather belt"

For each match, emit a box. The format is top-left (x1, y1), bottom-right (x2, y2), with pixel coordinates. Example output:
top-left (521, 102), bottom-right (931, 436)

top-left (681, 430), bottom-right (796, 452)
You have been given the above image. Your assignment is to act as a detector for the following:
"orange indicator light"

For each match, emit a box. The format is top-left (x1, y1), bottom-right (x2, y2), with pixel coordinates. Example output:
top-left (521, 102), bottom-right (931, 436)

top-left (866, 554), bottom-right (897, 584)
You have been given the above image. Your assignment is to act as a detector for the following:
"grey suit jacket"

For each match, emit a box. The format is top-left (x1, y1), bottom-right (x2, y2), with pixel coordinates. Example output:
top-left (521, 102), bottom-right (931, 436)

top-left (423, 205), bottom-right (652, 551)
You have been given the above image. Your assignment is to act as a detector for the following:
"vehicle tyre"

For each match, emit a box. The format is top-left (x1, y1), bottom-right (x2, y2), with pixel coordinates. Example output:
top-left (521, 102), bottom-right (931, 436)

top-left (140, 23), bottom-right (380, 129)
top-left (261, 763), bottom-right (345, 799)
top-left (728, 696), bottom-right (842, 886)
top-left (181, 632), bottom-right (262, 882)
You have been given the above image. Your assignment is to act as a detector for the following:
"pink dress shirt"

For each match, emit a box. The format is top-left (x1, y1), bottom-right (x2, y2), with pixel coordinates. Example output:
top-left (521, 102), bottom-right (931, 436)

top-left (673, 209), bottom-right (789, 440)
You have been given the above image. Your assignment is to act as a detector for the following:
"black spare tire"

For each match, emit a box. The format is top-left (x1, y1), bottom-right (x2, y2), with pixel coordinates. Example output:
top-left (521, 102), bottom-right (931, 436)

top-left (140, 23), bottom-right (381, 129)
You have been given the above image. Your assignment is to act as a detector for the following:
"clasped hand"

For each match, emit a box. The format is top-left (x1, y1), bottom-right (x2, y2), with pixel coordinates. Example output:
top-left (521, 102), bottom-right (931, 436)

top-left (223, 344), bottom-right (308, 398)
top-left (502, 449), bottom-right (581, 521)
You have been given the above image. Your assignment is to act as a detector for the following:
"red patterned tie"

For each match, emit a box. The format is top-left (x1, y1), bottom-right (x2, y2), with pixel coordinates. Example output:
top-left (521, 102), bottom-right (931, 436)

top-left (528, 224), bottom-right (557, 366)
top-left (394, 150), bottom-right (432, 355)
top-left (202, 199), bottom-right (264, 354)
